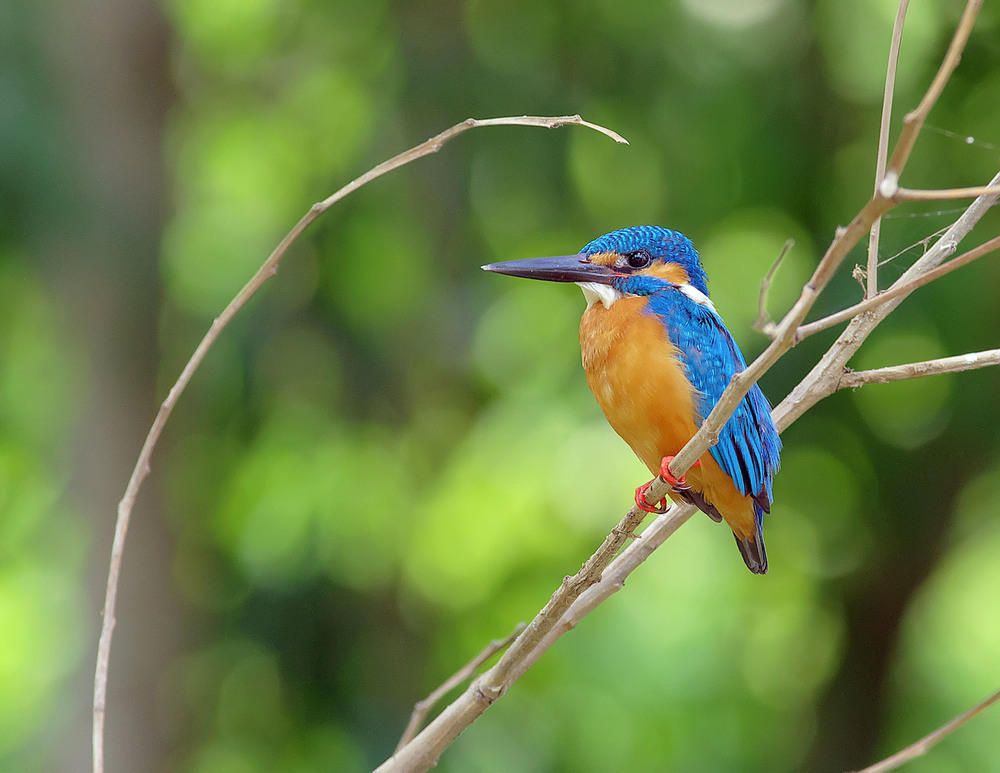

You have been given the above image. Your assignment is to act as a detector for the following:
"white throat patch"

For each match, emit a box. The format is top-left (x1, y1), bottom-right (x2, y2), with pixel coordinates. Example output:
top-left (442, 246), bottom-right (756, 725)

top-left (577, 282), bottom-right (622, 309)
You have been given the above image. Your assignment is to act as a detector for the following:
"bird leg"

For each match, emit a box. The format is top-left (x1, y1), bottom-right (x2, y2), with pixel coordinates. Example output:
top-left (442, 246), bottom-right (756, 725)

top-left (633, 456), bottom-right (701, 514)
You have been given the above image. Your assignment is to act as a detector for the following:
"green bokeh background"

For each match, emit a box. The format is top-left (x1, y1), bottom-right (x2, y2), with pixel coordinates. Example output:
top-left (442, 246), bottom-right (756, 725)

top-left (3, 0), bottom-right (1000, 770)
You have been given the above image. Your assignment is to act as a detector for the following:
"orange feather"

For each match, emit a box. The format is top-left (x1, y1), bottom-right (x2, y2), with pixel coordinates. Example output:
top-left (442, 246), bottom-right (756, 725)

top-left (579, 296), bottom-right (758, 542)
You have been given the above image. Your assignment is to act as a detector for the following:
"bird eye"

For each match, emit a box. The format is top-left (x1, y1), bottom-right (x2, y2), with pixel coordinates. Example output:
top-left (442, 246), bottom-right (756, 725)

top-left (625, 249), bottom-right (652, 270)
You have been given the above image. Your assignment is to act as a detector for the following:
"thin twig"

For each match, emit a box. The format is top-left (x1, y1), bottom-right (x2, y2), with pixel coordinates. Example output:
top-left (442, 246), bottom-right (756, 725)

top-left (839, 348), bottom-right (1000, 389)
top-left (753, 239), bottom-right (793, 332)
top-left (395, 623), bottom-right (526, 752)
top-left (894, 184), bottom-right (1000, 201)
top-left (868, 0), bottom-right (909, 298)
top-left (91, 114), bottom-right (627, 773)
top-left (852, 686), bottom-right (1000, 773)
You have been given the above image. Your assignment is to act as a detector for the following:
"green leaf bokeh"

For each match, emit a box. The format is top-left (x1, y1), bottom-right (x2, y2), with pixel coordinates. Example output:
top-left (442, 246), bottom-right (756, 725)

top-left (5, 0), bottom-right (1000, 770)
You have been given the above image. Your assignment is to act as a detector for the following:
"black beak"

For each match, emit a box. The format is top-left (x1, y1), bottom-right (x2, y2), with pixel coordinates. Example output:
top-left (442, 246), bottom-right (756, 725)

top-left (481, 254), bottom-right (617, 284)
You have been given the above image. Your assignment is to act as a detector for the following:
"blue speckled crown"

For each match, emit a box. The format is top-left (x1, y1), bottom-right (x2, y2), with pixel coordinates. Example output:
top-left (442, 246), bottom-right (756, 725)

top-left (580, 226), bottom-right (709, 297)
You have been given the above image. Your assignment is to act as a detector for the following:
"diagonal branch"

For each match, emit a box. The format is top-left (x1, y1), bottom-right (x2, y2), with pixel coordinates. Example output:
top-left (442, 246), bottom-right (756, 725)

top-left (91, 114), bottom-right (627, 773)
top-left (775, 170), bottom-right (1000, 433)
top-left (853, 686), bottom-right (1000, 773)
top-left (884, 0), bottom-right (982, 178)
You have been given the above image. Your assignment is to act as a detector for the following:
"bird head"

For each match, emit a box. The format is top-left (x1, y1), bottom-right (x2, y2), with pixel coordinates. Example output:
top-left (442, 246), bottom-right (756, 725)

top-left (482, 226), bottom-right (712, 310)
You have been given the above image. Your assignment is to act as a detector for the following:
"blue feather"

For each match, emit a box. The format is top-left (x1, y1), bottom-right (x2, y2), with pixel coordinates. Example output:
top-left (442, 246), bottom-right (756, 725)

top-left (582, 226), bottom-right (710, 296)
top-left (616, 274), bottom-right (782, 510)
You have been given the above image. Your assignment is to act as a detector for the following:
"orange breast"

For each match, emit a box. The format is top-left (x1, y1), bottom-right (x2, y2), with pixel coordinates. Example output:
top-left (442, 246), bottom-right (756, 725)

top-left (579, 298), bottom-right (757, 540)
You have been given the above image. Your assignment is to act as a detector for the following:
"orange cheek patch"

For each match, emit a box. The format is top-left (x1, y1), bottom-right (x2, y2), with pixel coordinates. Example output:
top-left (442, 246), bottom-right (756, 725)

top-left (585, 251), bottom-right (618, 267)
top-left (645, 262), bottom-right (691, 285)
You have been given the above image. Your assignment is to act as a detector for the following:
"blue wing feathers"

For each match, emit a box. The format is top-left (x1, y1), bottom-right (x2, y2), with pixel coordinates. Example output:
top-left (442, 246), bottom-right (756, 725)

top-left (642, 287), bottom-right (782, 508)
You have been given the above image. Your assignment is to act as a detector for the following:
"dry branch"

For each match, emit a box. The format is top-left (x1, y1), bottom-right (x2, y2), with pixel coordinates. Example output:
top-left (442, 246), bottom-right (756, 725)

top-left (867, 0), bottom-right (909, 298)
top-left (395, 623), bottom-right (525, 751)
top-left (853, 686), bottom-right (1000, 773)
top-left (839, 349), bottom-right (1000, 389)
top-left (377, 3), bottom-right (999, 770)
top-left (797, 230), bottom-right (1000, 340)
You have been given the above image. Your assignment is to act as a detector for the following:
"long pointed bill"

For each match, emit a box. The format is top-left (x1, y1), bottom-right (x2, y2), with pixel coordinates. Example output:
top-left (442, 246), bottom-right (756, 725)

top-left (481, 255), bottom-right (617, 284)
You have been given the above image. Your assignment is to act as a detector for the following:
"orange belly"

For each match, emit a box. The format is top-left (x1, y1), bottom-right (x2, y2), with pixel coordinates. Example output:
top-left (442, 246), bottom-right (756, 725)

top-left (579, 297), bottom-right (757, 541)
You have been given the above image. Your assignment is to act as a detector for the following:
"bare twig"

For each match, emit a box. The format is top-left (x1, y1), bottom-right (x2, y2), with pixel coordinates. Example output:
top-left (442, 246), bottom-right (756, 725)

top-left (868, 0), bottom-right (909, 298)
top-left (395, 623), bottom-right (526, 752)
top-left (753, 240), bottom-right (793, 332)
top-left (839, 348), bottom-right (1000, 389)
top-left (776, 169), bottom-right (999, 434)
top-left (884, 0), bottom-right (982, 177)
top-left (91, 114), bottom-right (627, 773)
top-left (852, 686), bottom-right (1000, 773)
top-left (894, 184), bottom-right (1000, 201)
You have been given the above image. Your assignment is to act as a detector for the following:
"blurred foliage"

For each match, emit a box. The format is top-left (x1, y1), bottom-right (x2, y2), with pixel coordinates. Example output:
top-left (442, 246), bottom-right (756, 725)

top-left (4, 0), bottom-right (1000, 770)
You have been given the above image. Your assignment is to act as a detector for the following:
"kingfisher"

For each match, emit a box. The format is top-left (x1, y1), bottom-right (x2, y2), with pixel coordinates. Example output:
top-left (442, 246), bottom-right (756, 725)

top-left (482, 226), bottom-right (781, 574)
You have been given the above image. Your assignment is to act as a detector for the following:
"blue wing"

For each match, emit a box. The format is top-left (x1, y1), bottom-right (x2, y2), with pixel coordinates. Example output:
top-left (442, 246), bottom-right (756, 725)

top-left (644, 287), bottom-right (782, 511)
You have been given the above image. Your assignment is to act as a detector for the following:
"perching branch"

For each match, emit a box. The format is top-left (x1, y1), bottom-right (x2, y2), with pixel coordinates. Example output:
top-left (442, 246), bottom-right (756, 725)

top-left (378, 3), bottom-right (998, 770)
top-left (91, 114), bottom-right (627, 773)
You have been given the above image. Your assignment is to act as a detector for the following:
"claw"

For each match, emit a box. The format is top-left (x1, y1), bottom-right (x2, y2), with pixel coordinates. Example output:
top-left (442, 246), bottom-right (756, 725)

top-left (658, 455), bottom-right (700, 490)
top-left (634, 457), bottom-right (702, 514)
top-left (634, 481), bottom-right (669, 514)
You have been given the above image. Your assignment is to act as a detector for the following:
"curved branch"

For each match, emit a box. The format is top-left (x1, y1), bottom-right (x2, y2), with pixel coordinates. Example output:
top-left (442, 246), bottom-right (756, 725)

top-left (92, 114), bottom-right (627, 773)
top-left (885, 0), bottom-right (982, 176)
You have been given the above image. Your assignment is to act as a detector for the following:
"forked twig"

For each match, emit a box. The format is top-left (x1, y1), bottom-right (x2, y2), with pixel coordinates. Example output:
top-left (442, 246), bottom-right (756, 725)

top-left (798, 228), bottom-right (1000, 340)
top-left (395, 623), bottom-right (526, 752)
top-left (753, 239), bottom-right (793, 332)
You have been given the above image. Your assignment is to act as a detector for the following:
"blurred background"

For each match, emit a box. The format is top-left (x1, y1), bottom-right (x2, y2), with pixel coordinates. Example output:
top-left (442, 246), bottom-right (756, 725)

top-left (3, 0), bottom-right (1000, 770)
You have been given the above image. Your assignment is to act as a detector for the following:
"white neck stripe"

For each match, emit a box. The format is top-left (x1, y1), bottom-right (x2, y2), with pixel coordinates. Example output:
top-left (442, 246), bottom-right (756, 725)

top-left (678, 283), bottom-right (716, 310)
top-left (575, 280), bottom-right (715, 312)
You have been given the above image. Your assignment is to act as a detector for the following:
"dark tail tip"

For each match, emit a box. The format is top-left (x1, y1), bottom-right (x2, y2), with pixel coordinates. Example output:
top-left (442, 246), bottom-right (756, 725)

top-left (734, 533), bottom-right (768, 575)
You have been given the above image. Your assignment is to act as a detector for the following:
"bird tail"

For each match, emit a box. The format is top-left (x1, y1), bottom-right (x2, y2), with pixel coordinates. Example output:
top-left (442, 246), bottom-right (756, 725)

top-left (734, 509), bottom-right (768, 575)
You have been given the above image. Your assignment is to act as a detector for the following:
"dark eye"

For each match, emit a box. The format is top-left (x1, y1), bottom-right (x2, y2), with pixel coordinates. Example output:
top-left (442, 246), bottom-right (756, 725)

top-left (626, 249), bottom-right (652, 270)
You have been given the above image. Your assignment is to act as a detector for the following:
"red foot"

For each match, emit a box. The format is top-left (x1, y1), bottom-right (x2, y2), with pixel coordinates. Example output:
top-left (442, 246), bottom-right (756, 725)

top-left (634, 456), bottom-right (702, 514)
top-left (658, 455), bottom-right (700, 490)
top-left (634, 481), bottom-right (669, 514)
